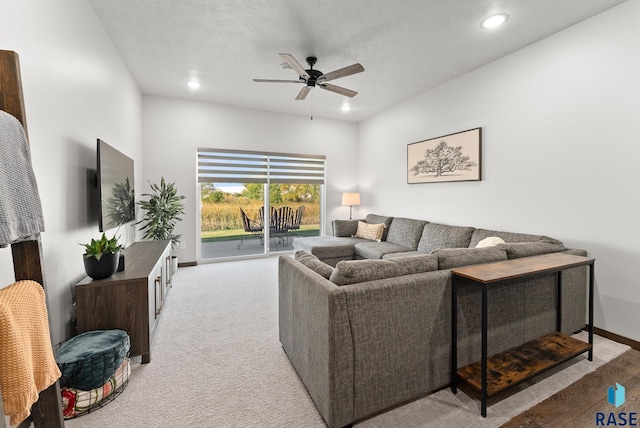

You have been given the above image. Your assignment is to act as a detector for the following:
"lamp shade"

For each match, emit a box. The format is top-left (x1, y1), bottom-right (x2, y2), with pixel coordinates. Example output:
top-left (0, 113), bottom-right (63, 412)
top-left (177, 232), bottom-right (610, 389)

top-left (341, 192), bottom-right (361, 206)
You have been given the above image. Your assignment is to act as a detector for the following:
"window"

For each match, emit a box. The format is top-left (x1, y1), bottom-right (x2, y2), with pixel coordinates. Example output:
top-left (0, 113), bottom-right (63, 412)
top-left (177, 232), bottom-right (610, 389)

top-left (197, 148), bottom-right (325, 259)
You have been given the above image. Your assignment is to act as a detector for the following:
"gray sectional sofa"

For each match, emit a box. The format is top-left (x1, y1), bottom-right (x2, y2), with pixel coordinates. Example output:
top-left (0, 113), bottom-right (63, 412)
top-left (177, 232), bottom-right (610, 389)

top-left (279, 214), bottom-right (589, 428)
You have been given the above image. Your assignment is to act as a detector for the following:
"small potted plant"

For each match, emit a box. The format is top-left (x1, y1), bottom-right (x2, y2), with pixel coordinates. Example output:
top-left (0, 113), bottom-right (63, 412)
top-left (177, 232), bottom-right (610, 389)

top-left (81, 233), bottom-right (123, 280)
top-left (136, 177), bottom-right (185, 274)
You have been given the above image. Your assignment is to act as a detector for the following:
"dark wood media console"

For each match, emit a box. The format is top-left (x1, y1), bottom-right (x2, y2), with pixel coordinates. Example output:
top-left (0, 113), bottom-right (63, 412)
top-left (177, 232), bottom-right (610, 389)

top-left (75, 240), bottom-right (172, 364)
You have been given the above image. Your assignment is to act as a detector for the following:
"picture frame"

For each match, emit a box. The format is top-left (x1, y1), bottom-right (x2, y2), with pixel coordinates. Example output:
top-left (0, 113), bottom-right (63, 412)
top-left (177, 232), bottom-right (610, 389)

top-left (407, 127), bottom-right (482, 184)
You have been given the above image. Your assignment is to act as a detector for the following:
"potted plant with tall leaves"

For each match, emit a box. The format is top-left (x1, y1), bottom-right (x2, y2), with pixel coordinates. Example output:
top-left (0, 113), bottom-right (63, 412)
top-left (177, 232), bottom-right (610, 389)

top-left (136, 177), bottom-right (186, 274)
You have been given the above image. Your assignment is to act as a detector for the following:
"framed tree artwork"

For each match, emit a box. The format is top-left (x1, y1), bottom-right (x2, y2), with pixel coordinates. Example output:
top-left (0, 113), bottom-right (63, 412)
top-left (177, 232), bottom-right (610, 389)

top-left (407, 127), bottom-right (482, 184)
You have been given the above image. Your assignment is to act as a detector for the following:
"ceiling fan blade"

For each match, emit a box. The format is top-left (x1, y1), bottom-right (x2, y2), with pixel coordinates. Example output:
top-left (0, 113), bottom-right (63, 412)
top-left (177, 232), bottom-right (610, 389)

top-left (319, 83), bottom-right (357, 98)
top-left (295, 86), bottom-right (312, 100)
top-left (320, 63), bottom-right (364, 82)
top-left (279, 53), bottom-right (310, 78)
top-left (253, 79), bottom-right (302, 83)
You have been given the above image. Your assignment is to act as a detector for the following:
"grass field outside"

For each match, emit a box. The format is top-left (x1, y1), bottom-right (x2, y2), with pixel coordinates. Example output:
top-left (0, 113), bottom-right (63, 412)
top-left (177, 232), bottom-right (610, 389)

top-left (201, 224), bottom-right (320, 242)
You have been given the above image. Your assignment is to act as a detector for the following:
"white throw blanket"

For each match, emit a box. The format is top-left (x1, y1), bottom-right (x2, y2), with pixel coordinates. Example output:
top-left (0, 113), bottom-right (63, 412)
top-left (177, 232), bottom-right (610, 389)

top-left (0, 110), bottom-right (45, 247)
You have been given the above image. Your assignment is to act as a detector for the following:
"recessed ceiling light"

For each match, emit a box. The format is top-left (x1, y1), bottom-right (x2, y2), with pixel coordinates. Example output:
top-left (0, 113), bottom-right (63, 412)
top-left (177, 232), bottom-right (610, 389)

top-left (341, 104), bottom-right (351, 112)
top-left (481, 13), bottom-right (508, 29)
top-left (186, 80), bottom-right (202, 89)
top-left (280, 63), bottom-right (294, 72)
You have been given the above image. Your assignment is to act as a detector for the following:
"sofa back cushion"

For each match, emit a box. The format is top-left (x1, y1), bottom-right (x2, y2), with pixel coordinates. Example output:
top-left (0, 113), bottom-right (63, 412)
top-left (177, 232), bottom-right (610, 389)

top-left (294, 251), bottom-right (334, 279)
top-left (468, 228), bottom-right (562, 248)
top-left (496, 242), bottom-right (566, 259)
top-left (329, 254), bottom-right (438, 286)
top-left (364, 214), bottom-right (394, 240)
top-left (332, 219), bottom-right (361, 237)
top-left (431, 247), bottom-right (508, 270)
top-left (386, 217), bottom-right (428, 250)
top-left (417, 222), bottom-right (475, 253)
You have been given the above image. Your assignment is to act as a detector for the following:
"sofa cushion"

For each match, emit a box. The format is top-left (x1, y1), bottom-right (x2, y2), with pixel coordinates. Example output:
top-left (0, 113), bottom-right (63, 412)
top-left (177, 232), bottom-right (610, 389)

top-left (364, 214), bottom-right (394, 240)
top-left (431, 247), bottom-right (508, 270)
top-left (386, 254), bottom-right (438, 275)
top-left (294, 251), bottom-right (334, 279)
top-left (496, 242), bottom-right (566, 259)
top-left (468, 228), bottom-right (562, 248)
top-left (417, 222), bottom-right (475, 253)
top-left (353, 241), bottom-right (412, 259)
top-left (353, 221), bottom-right (385, 242)
top-left (292, 236), bottom-right (360, 260)
top-left (386, 217), bottom-right (428, 249)
top-left (382, 251), bottom-right (421, 259)
top-left (332, 219), bottom-right (362, 237)
top-left (329, 255), bottom-right (438, 286)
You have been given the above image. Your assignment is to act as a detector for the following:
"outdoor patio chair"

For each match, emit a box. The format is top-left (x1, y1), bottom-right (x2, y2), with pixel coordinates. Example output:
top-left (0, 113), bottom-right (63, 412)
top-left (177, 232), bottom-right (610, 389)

top-left (290, 206), bottom-right (305, 232)
top-left (269, 207), bottom-right (291, 248)
top-left (237, 207), bottom-right (263, 250)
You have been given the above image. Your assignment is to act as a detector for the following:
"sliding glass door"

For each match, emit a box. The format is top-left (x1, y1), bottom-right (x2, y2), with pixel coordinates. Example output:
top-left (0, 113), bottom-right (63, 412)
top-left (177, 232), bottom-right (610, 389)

top-left (198, 149), bottom-right (323, 260)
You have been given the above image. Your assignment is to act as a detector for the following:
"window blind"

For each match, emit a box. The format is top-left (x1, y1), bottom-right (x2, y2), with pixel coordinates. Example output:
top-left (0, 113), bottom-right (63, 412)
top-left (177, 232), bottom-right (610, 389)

top-left (197, 148), bottom-right (325, 185)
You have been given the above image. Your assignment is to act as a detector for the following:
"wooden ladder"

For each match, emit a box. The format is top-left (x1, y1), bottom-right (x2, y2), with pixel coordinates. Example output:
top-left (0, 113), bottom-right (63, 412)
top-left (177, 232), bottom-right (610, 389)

top-left (0, 50), bottom-right (65, 428)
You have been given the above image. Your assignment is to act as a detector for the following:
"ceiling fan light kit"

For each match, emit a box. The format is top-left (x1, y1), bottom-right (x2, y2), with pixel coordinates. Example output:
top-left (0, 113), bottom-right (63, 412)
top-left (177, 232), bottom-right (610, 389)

top-left (253, 53), bottom-right (364, 100)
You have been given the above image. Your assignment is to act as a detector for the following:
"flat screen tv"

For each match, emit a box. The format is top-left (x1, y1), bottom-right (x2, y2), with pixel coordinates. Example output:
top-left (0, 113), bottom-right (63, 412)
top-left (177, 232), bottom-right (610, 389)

top-left (97, 139), bottom-right (135, 232)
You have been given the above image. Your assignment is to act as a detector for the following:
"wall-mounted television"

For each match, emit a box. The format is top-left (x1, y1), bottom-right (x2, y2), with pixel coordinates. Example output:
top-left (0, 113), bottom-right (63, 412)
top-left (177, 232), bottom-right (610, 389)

top-left (97, 139), bottom-right (135, 232)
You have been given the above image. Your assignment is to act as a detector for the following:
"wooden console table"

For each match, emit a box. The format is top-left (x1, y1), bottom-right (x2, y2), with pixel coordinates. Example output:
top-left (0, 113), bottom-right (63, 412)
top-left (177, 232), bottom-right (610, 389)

top-left (75, 240), bottom-right (172, 363)
top-left (450, 252), bottom-right (595, 417)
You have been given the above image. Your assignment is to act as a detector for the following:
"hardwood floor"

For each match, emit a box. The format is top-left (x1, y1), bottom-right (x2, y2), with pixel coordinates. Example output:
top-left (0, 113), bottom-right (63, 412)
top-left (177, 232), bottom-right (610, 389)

top-left (501, 349), bottom-right (640, 427)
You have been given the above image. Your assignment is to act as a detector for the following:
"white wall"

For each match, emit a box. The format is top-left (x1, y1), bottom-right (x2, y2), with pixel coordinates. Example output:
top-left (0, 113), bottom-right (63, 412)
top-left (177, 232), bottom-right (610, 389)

top-left (359, 1), bottom-right (640, 341)
top-left (142, 96), bottom-right (359, 263)
top-left (0, 0), bottom-right (142, 348)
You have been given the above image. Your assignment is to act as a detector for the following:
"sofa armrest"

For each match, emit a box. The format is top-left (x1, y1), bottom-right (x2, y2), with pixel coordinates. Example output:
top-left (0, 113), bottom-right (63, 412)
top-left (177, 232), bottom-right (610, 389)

top-left (340, 270), bottom-right (452, 420)
top-left (278, 256), bottom-right (354, 428)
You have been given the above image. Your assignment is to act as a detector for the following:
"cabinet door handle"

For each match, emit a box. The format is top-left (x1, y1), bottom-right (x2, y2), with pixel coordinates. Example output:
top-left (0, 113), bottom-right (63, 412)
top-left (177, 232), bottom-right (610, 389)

top-left (155, 277), bottom-right (162, 314)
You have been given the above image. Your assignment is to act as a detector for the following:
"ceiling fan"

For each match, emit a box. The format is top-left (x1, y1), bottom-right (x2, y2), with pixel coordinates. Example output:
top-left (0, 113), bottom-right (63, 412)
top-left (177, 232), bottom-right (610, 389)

top-left (253, 53), bottom-right (364, 100)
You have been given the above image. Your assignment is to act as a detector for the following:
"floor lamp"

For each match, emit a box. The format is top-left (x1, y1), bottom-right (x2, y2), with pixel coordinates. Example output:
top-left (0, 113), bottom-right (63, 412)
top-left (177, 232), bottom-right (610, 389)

top-left (341, 192), bottom-right (360, 219)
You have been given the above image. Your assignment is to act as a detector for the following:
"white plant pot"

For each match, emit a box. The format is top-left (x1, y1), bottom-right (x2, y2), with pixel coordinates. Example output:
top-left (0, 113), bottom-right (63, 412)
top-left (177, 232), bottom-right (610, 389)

top-left (171, 256), bottom-right (178, 275)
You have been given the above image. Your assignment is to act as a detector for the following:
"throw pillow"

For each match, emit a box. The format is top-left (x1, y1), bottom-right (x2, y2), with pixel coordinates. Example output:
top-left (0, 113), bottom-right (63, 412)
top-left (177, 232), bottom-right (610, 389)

top-left (353, 221), bottom-right (385, 242)
top-left (294, 251), bottom-right (334, 279)
top-left (475, 236), bottom-right (506, 248)
top-left (364, 214), bottom-right (394, 240)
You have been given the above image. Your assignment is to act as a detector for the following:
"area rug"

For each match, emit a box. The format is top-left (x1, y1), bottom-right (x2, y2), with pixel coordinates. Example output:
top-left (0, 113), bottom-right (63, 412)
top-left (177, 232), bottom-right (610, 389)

top-left (65, 257), bottom-right (629, 428)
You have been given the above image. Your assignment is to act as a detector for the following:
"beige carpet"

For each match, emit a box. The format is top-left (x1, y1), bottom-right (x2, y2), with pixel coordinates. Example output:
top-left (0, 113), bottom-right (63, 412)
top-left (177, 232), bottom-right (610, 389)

top-left (66, 257), bottom-right (629, 428)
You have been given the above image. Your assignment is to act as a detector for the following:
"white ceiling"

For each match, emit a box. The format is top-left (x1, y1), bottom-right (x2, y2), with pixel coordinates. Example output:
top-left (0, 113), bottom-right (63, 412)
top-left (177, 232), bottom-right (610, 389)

top-left (89, 0), bottom-right (626, 123)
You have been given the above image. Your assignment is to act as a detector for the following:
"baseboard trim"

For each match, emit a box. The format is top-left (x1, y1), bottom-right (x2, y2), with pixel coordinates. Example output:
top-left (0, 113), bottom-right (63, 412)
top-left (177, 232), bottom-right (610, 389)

top-left (588, 325), bottom-right (640, 351)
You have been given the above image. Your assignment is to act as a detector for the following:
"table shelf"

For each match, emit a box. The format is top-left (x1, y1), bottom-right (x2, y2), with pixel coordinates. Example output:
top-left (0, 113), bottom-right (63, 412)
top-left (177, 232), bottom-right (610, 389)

top-left (450, 252), bottom-right (595, 417)
top-left (456, 332), bottom-right (592, 396)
